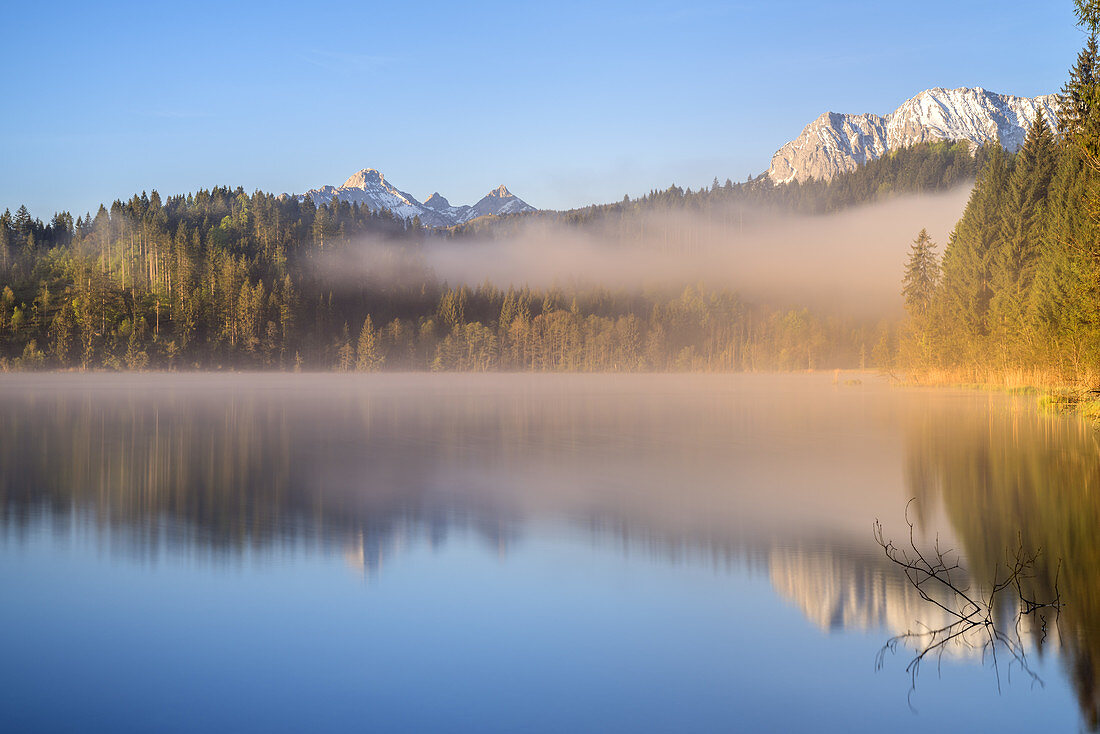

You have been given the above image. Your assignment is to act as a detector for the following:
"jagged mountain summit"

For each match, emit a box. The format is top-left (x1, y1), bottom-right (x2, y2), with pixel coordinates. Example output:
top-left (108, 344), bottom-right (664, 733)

top-left (767, 87), bottom-right (1060, 184)
top-left (301, 169), bottom-right (425, 220)
top-left (420, 192), bottom-right (474, 227)
top-left (296, 169), bottom-right (536, 227)
top-left (469, 185), bottom-right (534, 218)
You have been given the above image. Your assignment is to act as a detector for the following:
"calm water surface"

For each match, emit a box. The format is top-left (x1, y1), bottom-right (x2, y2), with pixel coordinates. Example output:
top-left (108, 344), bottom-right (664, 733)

top-left (1, 373), bottom-right (1096, 732)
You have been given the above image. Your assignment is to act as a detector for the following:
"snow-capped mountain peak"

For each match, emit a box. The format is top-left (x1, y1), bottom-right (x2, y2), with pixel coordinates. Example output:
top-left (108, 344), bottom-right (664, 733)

top-left (295, 171), bottom-right (536, 227)
top-left (465, 185), bottom-right (536, 220)
top-left (767, 87), bottom-right (1059, 183)
top-left (422, 192), bottom-right (451, 210)
top-left (340, 168), bottom-right (387, 189)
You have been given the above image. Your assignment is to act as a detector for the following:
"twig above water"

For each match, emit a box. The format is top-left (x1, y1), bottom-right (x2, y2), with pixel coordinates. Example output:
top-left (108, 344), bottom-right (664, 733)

top-left (873, 499), bottom-right (1063, 709)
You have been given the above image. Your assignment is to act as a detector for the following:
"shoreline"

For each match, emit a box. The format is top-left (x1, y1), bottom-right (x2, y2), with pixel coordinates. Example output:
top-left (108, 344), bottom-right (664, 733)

top-left (896, 368), bottom-right (1100, 421)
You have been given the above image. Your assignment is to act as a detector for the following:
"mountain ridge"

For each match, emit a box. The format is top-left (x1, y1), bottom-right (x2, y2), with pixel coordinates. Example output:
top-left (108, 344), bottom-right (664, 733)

top-left (767, 87), bottom-right (1060, 183)
top-left (294, 169), bottom-right (536, 227)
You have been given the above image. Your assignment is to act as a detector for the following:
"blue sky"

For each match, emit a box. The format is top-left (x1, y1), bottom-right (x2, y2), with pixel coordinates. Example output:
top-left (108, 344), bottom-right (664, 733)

top-left (0, 0), bottom-right (1083, 218)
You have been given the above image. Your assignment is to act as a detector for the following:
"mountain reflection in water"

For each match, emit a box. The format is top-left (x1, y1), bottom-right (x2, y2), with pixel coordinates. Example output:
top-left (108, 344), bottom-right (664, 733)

top-left (1, 373), bottom-right (1098, 731)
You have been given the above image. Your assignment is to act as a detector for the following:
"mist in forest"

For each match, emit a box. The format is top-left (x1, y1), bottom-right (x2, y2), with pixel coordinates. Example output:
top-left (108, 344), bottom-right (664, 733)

top-left (325, 187), bottom-right (971, 317)
top-left (429, 188), bottom-right (973, 316)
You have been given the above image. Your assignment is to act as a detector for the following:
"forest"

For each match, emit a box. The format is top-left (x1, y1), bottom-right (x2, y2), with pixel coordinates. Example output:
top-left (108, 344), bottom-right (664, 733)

top-left (900, 1), bottom-right (1100, 385)
top-left (451, 138), bottom-right (983, 238)
top-left (0, 138), bottom-right (982, 373)
top-left (0, 105), bottom-right (993, 372)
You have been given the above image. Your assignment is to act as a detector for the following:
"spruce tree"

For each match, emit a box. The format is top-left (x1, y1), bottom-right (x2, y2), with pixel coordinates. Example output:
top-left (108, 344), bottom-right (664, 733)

top-left (1076, 0), bottom-right (1100, 35)
top-left (1060, 35), bottom-right (1098, 138)
top-left (988, 114), bottom-right (1057, 351)
top-left (902, 229), bottom-right (942, 370)
top-left (903, 229), bottom-right (940, 319)
top-left (1027, 151), bottom-right (1100, 373)
top-left (13, 205), bottom-right (32, 234)
top-left (1014, 0), bottom-right (1100, 375)
top-left (938, 146), bottom-right (1010, 359)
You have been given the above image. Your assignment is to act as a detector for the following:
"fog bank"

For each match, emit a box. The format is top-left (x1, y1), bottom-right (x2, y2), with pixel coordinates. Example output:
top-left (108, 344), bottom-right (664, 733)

top-left (329, 187), bottom-right (973, 318)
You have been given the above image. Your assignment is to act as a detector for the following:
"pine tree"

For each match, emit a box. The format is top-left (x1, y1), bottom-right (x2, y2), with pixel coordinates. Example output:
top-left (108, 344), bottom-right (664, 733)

top-left (438, 288), bottom-right (465, 330)
top-left (13, 205), bottom-right (32, 234)
top-left (939, 146), bottom-right (1010, 354)
top-left (903, 229), bottom-right (940, 318)
top-left (1063, 3), bottom-right (1100, 229)
top-left (902, 229), bottom-right (941, 370)
top-left (1076, 0), bottom-right (1100, 36)
top-left (334, 322), bottom-right (354, 372)
top-left (988, 114), bottom-right (1057, 351)
top-left (1072, 0), bottom-right (1100, 158)
top-left (356, 315), bottom-right (384, 372)
top-left (1060, 35), bottom-right (1098, 145)
top-left (1028, 151), bottom-right (1100, 374)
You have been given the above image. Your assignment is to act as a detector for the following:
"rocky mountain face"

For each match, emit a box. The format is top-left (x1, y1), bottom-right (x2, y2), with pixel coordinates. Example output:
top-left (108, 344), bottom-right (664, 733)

top-left (767, 87), bottom-right (1061, 183)
top-left (296, 169), bottom-right (536, 227)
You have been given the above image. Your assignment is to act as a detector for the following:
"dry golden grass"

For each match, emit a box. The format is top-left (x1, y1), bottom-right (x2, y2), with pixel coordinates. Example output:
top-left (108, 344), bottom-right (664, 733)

top-left (901, 365), bottom-right (1100, 420)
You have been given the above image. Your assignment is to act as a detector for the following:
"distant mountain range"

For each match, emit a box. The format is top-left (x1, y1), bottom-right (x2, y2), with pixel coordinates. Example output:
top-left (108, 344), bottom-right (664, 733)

top-left (767, 87), bottom-right (1060, 183)
top-left (294, 168), bottom-right (536, 227)
top-left (298, 87), bottom-right (1059, 224)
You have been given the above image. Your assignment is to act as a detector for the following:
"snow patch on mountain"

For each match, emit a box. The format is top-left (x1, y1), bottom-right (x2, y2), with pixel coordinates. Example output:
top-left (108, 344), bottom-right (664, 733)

top-left (767, 87), bottom-right (1060, 184)
top-left (295, 170), bottom-right (535, 227)
top-left (463, 185), bottom-right (536, 221)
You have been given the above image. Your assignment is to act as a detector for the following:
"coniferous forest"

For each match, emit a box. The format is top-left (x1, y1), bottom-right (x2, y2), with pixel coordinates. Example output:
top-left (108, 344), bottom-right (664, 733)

top-left (0, 140), bottom-right (977, 372)
top-left (0, 44), bottom-right (1077, 375)
top-left (899, 2), bottom-right (1100, 385)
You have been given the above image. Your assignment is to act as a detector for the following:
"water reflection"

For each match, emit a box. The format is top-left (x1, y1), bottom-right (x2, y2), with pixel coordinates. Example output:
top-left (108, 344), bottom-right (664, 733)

top-left (0, 373), bottom-right (908, 560)
top-left (2, 374), bottom-right (1099, 729)
top-left (903, 400), bottom-right (1100, 729)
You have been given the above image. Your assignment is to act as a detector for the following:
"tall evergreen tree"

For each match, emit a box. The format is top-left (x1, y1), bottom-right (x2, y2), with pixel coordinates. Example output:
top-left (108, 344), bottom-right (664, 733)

top-left (356, 315), bottom-right (384, 372)
top-left (1060, 35), bottom-right (1098, 138)
top-left (988, 114), bottom-right (1057, 351)
top-left (903, 229), bottom-right (940, 319)
top-left (938, 146), bottom-right (1010, 357)
top-left (1028, 150), bottom-right (1100, 373)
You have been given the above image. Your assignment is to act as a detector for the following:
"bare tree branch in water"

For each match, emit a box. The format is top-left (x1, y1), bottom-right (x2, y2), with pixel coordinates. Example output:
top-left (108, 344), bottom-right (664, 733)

top-left (873, 499), bottom-right (1062, 709)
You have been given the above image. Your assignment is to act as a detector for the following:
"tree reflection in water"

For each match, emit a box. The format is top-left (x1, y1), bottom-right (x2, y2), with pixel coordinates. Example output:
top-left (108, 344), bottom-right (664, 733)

top-left (5, 376), bottom-right (1100, 729)
top-left (875, 500), bottom-right (1061, 709)
top-left (903, 400), bottom-right (1100, 729)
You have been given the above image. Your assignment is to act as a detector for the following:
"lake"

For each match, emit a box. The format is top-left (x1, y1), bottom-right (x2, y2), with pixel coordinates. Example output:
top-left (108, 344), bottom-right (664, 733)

top-left (1, 373), bottom-right (1096, 732)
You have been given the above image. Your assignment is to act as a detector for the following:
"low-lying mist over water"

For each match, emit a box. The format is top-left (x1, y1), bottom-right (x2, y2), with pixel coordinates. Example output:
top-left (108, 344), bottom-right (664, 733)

top-left (0, 373), bottom-right (920, 550)
top-left (5, 1), bottom-right (1096, 734)
top-left (2, 373), bottom-right (1097, 732)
